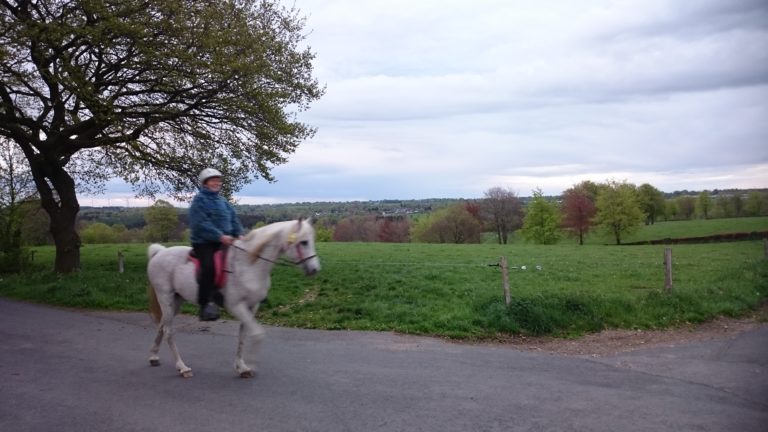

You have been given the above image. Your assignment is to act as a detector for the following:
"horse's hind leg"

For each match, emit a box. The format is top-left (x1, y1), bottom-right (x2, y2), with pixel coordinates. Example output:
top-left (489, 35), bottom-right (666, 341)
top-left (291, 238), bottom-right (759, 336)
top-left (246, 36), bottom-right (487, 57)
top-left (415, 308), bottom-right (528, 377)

top-left (149, 325), bottom-right (164, 367)
top-left (150, 293), bottom-right (193, 377)
top-left (230, 302), bottom-right (265, 378)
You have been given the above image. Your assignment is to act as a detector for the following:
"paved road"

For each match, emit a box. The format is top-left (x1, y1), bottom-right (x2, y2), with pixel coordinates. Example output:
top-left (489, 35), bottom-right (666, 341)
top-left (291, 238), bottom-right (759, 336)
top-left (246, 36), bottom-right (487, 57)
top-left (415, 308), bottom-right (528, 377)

top-left (1, 298), bottom-right (766, 432)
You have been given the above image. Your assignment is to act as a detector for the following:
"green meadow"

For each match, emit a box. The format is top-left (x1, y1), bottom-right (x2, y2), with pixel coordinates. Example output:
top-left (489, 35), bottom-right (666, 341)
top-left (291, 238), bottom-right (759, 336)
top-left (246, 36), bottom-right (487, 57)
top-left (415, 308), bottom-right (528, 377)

top-left (1, 217), bottom-right (766, 338)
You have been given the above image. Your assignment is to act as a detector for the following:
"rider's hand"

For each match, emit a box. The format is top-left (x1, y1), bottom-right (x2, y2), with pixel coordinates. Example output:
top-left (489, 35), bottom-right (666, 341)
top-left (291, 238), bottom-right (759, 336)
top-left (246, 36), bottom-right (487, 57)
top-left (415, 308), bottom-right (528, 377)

top-left (220, 235), bottom-right (235, 246)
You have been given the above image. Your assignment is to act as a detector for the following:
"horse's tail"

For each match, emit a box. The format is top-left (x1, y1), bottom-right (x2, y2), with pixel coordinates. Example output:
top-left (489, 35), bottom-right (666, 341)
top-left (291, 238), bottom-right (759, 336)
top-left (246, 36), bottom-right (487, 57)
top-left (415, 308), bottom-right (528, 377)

top-left (148, 243), bottom-right (165, 261)
top-left (147, 282), bottom-right (161, 324)
top-left (146, 244), bottom-right (165, 324)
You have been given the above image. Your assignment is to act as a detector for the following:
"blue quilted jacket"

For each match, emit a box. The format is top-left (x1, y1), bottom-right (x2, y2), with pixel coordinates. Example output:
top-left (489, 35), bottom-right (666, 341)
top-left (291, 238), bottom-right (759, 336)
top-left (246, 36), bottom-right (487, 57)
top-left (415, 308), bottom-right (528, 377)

top-left (189, 188), bottom-right (243, 244)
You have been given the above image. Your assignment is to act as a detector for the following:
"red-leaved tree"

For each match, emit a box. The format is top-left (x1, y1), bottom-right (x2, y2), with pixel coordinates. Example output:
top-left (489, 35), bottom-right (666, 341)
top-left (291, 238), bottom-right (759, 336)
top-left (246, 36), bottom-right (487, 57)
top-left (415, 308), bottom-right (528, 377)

top-left (377, 217), bottom-right (410, 243)
top-left (561, 186), bottom-right (597, 245)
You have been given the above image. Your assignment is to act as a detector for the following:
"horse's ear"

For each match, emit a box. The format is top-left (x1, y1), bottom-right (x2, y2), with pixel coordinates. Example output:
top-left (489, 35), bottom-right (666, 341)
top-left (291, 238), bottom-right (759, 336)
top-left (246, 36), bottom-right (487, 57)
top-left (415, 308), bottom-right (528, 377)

top-left (294, 216), bottom-right (312, 232)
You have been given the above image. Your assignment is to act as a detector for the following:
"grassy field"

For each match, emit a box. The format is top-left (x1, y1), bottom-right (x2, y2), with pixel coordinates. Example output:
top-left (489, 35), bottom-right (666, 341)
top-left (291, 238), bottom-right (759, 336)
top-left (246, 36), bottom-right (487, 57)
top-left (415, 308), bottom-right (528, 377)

top-left (495, 216), bottom-right (768, 245)
top-left (1, 217), bottom-right (767, 339)
top-left (581, 216), bottom-right (768, 245)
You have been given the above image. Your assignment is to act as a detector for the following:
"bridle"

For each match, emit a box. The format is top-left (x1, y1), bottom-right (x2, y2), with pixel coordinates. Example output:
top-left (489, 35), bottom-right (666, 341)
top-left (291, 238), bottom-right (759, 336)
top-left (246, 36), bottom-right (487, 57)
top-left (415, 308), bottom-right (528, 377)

top-left (231, 232), bottom-right (317, 268)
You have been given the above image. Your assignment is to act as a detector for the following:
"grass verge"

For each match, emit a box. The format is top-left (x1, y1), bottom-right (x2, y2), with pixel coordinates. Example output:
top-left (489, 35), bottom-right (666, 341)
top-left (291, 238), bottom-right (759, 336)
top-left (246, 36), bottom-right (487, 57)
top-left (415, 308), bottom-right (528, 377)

top-left (1, 237), bottom-right (766, 339)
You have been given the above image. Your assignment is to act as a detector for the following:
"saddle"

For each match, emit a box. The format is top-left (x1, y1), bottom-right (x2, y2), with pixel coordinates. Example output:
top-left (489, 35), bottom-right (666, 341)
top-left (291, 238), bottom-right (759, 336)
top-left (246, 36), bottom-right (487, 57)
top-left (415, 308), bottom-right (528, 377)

top-left (188, 249), bottom-right (228, 293)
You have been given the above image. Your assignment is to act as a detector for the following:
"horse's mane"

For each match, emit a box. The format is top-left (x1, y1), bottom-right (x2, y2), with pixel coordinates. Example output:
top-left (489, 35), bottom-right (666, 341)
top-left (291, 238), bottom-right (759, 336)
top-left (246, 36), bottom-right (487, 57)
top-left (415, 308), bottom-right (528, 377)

top-left (241, 220), bottom-right (302, 262)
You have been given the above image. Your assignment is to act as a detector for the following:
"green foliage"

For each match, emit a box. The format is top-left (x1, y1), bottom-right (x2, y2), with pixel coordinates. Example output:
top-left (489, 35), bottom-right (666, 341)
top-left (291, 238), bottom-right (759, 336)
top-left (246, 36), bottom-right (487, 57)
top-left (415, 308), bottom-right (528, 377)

top-left (744, 191), bottom-right (768, 217)
top-left (697, 190), bottom-right (712, 219)
top-left (80, 222), bottom-right (120, 244)
top-left (411, 203), bottom-right (482, 243)
top-left (0, 139), bottom-right (39, 271)
top-left (638, 183), bottom-right (666, 224)
top-left (521, 189), bottom-right (561, 244)
top-left (582, 216), bottom-right (768, 245)
top-left (0, 247), bottom-right (34, 274)
top-left (677, 196), bottom-right (697, 219)
top-left (143, 200), bottom-right (178, 242)
top-left (314, 225), bottom-right (334, 242)
top-left (1, 225), bottom-right (766, 338)
top-left (1, 1), bottom-right (324, 272)
top-left (19, 201), bottom-right (50, 245)
top-left (594, 180), bottom-right (645, 244)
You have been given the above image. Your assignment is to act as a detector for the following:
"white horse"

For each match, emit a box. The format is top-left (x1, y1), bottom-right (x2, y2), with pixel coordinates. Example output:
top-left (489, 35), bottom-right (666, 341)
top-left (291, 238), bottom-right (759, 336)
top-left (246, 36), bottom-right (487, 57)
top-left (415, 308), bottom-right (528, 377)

top-left (146, 219), bottom-right (320, 378)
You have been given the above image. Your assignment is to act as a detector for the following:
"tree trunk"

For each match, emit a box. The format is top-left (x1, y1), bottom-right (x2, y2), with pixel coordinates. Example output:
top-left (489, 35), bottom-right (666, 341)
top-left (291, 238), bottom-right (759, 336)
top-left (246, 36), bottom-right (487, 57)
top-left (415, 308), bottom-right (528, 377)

top-left (49, 202), bottom-right (81, 273)
top-left (28, 155), bottom-right (82, 273)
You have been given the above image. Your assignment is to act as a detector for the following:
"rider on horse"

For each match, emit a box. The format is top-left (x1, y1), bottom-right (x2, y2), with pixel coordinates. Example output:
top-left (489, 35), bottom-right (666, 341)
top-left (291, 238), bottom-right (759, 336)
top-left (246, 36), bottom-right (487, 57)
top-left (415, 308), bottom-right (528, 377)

top-left (189, 168), bottom-right (244, 321)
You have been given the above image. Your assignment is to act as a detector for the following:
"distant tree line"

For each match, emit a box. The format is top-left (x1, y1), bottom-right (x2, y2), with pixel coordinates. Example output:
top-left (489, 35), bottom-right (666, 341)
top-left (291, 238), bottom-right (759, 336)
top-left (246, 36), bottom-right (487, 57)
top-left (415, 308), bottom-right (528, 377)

top-left (3, 150), bottom-right (767, 261)
top-left (319, 183), bottom-right (768, 245)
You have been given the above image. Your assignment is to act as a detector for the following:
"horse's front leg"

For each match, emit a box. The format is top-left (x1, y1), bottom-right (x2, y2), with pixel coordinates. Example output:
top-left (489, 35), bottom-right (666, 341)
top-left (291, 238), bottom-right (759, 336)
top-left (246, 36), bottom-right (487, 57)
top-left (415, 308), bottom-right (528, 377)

top-left (229, 301), bottom-right (265, 378)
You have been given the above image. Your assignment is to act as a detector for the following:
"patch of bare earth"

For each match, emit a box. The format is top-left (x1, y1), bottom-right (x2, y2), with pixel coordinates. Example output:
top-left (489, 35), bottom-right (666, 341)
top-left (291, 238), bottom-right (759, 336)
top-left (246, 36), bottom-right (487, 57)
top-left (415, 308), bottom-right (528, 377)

top-left (502, 303), bottom-right (768, 357)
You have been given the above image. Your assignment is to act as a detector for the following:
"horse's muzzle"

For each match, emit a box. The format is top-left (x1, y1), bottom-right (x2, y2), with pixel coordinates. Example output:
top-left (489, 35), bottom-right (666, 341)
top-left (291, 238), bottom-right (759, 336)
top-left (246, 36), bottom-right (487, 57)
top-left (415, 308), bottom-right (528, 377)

top-left (302, 259), bottom-right (320, 277)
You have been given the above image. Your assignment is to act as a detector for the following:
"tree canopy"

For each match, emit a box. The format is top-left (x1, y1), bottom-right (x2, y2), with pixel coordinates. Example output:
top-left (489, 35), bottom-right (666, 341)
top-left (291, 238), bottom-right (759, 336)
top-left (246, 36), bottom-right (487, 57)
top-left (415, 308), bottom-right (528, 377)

top-left (697, 190), bottom-right (712, 219)
top-left (0, 0), bottom-right (324, 272)
top-left (561, 183), bottom-right (597, 245)
top-left (143, 199), bottom-right (178, 242)
top-left (412, 203), bottom-right (482, 244)
top-left (594, 180), bottom-right (644, 245)
top-left (637, 183), bottom-right (665, 225)
top-left (521, 189), bottom-right (560, 245)
top-left (481, 186), bottom-right (523, 244)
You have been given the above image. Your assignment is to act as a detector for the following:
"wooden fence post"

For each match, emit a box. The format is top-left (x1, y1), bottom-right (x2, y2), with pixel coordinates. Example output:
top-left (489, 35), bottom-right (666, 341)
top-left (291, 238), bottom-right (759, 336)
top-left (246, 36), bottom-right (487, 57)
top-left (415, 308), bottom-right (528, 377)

top-left (663, 247), bottom-right (673, 292)
top-left (118, 251), bottom-right (124, 273)
top-left (500, 256), bottom-right (510, 306)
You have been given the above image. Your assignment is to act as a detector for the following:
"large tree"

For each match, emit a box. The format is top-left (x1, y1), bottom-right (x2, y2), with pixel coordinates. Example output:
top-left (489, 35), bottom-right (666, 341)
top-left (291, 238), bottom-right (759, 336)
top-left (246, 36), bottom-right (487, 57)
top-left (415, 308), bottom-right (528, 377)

top-left (594, 180), bottom-right (644, 245)
top-left (143, 199), bottom-right (178, 242)
top-left (481, 186), bottom-right (523, 244)
top-left (521, 188), bottom-right (561, 245)
top-left (412, 203), bottom-right (482, 244)
top-left (677, 196), bottom-right (696, 219)
top-left (744, 191), bottom-right (767, 217)
top-left (637, 183), bottom-right (665, 225)
top-left (697, 190), bottom-right (712, 219)
top-left (561, 183), bottom-right (596, 245)
top-left (0, 0), bottom-right (323, 272)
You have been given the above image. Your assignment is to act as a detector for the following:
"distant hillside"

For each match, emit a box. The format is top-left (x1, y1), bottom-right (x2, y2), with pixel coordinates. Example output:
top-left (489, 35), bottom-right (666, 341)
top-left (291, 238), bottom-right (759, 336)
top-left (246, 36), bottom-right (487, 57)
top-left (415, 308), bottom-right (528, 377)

top-left (77, 188), bottom-right (767, 228)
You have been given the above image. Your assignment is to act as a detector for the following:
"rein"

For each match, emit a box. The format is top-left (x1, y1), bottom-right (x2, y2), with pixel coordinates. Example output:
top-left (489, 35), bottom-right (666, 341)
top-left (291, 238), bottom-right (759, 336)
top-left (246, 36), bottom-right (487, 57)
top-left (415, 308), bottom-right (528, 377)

top-left (230, 241), bottom-right (316, 268)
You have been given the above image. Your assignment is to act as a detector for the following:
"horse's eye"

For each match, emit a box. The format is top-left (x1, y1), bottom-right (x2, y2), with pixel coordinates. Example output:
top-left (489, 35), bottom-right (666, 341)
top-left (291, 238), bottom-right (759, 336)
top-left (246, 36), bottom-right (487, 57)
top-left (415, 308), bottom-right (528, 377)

top-left (300, 240), bottom-right (309, 247)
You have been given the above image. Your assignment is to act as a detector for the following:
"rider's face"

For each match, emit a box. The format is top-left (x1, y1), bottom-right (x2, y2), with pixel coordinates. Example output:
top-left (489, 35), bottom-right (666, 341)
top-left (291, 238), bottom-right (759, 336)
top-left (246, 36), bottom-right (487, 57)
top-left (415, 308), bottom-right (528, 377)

top-left (205, 177), bottom-right (223, 192)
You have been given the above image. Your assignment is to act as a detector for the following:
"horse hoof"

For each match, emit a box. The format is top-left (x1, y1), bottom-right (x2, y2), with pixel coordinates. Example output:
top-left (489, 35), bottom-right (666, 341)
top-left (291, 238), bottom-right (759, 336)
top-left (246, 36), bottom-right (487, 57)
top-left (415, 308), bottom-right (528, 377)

top-left (239, 370), bottom-right (256, 379)
top-left (150, 359), bottom-right (160, 367)
top-left (181, 371), bottom-right (194, 378)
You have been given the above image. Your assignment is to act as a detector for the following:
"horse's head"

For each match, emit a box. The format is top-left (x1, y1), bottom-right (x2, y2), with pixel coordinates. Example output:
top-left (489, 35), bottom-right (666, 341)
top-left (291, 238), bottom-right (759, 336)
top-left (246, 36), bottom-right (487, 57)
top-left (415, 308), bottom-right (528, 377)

top-left (282, 218), bottom-right (321, 276)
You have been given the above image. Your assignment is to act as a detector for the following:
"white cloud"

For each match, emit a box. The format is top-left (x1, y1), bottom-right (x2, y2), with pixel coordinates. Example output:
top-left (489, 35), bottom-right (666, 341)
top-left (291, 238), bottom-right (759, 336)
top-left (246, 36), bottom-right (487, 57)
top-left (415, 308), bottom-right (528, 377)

top-left (92, 0), bottom-right (768, 203)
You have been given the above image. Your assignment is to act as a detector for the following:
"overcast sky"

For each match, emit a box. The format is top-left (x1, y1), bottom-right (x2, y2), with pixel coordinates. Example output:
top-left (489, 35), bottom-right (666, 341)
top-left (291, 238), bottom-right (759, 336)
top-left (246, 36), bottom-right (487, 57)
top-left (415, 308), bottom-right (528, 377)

top-left (89, 0), bottom-right (768, 206)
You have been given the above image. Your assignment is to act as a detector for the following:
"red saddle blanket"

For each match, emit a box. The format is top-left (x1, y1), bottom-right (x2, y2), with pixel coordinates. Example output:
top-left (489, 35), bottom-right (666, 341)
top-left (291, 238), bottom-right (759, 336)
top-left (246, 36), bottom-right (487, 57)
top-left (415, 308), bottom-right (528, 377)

top-left (188, 249), bottom-right (228, 289)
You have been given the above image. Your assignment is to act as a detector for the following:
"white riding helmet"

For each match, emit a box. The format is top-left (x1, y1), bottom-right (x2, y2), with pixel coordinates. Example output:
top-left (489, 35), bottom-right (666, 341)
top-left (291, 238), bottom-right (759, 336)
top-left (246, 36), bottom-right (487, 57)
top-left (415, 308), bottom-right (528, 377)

top-left (198, 168), bottom-right (223, 186)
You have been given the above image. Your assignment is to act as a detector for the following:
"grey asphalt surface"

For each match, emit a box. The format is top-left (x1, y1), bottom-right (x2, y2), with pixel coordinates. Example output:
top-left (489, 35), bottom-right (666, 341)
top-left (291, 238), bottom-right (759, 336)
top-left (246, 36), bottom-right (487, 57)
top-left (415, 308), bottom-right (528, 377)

top-left (1, 297), bottom-right (766, 432)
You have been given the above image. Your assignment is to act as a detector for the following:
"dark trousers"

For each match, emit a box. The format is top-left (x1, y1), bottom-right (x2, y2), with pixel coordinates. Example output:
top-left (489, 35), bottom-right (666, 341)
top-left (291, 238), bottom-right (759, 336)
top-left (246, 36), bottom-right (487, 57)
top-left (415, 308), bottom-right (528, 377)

top-left (193, 242), bottom-right (221, 306)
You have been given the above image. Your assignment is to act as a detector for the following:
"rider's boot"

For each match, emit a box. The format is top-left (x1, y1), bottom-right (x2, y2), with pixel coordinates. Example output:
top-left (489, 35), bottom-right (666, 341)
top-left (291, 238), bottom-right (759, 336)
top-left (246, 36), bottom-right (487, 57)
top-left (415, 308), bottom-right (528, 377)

top-left (199, 302), bottom-right (220, 321)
